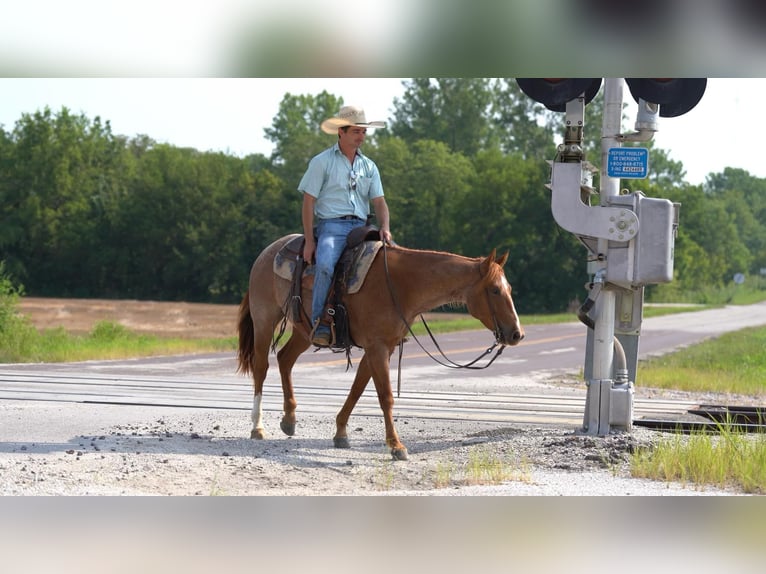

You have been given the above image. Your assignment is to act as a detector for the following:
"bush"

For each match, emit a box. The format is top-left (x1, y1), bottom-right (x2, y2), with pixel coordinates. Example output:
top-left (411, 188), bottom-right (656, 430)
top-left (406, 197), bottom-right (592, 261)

top-left (0, 262), bottom-right (38, 362)
top-left (0, 261), bottom-right (21, 327)
top-left (90, 321), bottom-right (131, 342)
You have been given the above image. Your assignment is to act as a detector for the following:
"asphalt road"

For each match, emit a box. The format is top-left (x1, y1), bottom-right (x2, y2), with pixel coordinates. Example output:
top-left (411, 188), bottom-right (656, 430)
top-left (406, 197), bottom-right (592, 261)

top-left (2, 301), bottom-right (765, 438)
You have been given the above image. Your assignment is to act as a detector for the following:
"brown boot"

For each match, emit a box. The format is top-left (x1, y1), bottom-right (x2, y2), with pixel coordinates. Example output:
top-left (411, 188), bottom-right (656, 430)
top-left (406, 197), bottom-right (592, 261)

top-left (310, 321), bottom-right (332, 347)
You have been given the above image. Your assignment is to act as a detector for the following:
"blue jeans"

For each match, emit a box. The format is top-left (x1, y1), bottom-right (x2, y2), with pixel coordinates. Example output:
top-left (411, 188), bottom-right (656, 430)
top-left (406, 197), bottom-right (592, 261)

top-left (311, 218), bottom-right (365, 326)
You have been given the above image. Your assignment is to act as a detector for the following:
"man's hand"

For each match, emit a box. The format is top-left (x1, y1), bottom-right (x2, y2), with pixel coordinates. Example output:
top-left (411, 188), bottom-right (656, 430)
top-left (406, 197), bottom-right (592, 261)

top-left (303, 236), bottom-right (316, 264)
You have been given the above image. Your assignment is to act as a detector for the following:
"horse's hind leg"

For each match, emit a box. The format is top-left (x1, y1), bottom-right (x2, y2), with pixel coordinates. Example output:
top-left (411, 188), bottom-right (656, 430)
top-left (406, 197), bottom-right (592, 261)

top-left (249, 326), bottom-right (273, 439)
top-left (334, 353), bottom-right (373, 449)
top-left (276, 332), bottom-right (311, 436)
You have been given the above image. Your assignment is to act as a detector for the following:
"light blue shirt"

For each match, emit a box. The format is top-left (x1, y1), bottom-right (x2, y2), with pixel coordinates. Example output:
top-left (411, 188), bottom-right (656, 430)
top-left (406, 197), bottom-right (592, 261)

top-left (298, 143), bottom-right (384, 220)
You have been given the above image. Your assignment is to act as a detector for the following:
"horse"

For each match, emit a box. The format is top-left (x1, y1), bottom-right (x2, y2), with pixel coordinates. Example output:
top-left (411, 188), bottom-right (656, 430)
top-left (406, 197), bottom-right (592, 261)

top-left (236, 233), bottom-right (525, 460)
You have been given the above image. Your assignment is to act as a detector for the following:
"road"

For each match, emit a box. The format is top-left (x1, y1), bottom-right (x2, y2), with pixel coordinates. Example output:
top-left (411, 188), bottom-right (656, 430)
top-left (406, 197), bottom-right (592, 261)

top-left (2, 301), bottom-right (766, 434)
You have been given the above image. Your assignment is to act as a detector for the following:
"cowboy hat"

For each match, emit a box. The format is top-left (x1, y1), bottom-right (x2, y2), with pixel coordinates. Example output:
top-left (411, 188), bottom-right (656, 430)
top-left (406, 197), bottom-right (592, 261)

top-left (320, 105), bottom-right (386, 134)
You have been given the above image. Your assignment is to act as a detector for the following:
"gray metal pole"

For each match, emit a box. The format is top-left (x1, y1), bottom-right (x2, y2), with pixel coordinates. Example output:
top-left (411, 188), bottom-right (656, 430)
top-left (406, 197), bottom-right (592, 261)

top-left (594, 78), bottom-right (623, 378)
top-left (583, 78), bottom-right (624, 435)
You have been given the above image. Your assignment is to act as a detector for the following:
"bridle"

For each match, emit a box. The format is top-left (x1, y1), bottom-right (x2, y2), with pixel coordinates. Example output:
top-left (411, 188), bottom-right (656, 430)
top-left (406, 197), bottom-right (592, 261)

top-left (381, 242), bottom-right (506, 383)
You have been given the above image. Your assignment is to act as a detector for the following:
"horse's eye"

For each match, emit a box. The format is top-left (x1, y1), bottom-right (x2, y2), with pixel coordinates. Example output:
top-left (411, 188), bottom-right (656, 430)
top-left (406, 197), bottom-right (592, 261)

top-left (492, 287), bottom-right (501, 295)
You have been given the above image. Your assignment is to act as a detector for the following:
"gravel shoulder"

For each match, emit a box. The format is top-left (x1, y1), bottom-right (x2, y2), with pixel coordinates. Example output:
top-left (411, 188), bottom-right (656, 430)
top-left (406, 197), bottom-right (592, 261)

top-left (0, 397), bottom-right (744, 496)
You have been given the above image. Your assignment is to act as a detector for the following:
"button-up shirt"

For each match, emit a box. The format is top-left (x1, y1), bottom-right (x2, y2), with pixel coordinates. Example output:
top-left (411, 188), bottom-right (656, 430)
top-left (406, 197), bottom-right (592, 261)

top-left (298, 143), bottom-right (384, 220)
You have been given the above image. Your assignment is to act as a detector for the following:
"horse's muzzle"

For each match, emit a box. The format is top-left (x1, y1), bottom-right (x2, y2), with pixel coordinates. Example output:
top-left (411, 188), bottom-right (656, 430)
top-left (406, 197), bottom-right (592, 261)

top-left (499, 327), bottom-right (525, 347)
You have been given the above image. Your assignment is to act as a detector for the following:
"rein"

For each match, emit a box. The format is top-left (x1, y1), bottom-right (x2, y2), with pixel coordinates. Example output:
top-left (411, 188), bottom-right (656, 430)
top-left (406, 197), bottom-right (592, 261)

top-left (381, 242), bottom-right (506, 380)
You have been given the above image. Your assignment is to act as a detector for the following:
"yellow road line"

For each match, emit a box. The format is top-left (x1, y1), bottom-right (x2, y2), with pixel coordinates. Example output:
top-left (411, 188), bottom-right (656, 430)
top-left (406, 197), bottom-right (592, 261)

top-left (295, 332), bottom-right (584, 368)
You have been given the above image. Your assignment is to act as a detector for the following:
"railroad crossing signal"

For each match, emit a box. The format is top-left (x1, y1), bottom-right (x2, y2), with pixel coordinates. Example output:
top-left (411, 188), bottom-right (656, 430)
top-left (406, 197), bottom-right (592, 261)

top-left (516, 77), bottom-right (706, 436)
top-left (516, 78), bottom-right (602, 111)
top-left (624, 78), bottom-right (707, 117)
top-left (516, 77), bottom-right (707, 118)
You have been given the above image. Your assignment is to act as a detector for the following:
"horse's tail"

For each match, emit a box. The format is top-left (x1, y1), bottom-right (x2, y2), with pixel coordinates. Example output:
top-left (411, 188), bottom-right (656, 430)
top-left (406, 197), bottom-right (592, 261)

top-left (236, 291), bottom-right (254, 376)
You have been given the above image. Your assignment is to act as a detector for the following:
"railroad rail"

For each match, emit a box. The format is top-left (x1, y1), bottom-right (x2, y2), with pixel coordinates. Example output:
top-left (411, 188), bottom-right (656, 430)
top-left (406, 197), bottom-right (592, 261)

top-left (1, 369), bottom-right (701, 429)
top-left (634, 405), bottom-right (766, 434)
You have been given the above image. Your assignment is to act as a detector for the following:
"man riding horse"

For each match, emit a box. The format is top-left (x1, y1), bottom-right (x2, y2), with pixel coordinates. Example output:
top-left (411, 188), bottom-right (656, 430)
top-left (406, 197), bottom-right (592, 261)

top-left (298, 105), bottom-right (393, 348)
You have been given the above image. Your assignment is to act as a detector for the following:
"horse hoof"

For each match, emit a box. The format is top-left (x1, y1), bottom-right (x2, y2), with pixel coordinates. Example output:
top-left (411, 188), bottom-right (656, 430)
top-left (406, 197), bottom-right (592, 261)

top-left (250, 429), bottom-right (266, 440)
top-left (391, 447), bottom-right (409, 461)
top-left (334, 437), bottom-right (351, 449)
top-left (280, 420), bottom-right (296, 436)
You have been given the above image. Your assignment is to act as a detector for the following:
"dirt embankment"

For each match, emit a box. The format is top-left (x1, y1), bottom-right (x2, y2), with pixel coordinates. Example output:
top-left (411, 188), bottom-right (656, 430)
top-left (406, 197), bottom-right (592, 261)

top-left (17, 297), bottom-right (240, 339)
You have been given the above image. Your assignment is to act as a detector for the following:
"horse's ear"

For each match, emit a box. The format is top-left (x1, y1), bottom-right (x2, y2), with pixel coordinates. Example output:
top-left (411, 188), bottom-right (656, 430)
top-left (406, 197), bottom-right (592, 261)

top-left (495, 251), bottom-right (509, 268)
top-left (480, 250), bottom-right (496, 276)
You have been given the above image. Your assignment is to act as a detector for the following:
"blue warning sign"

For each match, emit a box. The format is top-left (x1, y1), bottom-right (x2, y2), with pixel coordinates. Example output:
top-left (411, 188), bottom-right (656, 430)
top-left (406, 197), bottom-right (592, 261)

top-left (607, 147), bottom-right (649, 179)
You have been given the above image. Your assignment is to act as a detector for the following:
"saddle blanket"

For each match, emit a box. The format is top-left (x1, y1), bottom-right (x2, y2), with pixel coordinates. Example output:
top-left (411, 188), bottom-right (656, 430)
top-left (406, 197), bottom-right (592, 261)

top-left (274, 239), bottom-right (382, 294)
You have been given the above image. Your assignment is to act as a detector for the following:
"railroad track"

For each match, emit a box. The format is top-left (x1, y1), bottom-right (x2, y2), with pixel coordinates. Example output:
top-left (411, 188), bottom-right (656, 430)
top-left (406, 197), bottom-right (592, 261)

top-left (0, 369), bottom-right (703, 429)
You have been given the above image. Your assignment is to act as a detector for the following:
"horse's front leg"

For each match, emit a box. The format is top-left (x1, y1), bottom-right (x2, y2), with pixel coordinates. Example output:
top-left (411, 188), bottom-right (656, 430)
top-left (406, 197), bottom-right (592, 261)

top-left (366, 344), bottom-right (408, 461)
top-left (276, 332), bottom-right (311, 436)
top-left (334, 353), bottom-right (373, 449)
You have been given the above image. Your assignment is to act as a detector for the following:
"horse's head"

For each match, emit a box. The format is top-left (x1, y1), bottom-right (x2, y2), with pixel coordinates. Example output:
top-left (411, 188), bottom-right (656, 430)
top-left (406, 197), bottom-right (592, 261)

top-left (466, 249), bottom-right (525, 347)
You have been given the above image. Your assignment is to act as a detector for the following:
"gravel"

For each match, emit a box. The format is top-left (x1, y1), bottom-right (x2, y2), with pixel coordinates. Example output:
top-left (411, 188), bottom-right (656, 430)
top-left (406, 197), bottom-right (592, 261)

top-left (0, 399), bottom-right (746, 496)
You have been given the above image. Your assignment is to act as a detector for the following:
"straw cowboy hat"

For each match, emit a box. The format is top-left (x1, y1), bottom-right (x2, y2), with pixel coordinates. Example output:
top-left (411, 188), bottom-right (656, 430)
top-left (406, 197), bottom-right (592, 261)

top-left (320, 105), bottom-right (386, 134)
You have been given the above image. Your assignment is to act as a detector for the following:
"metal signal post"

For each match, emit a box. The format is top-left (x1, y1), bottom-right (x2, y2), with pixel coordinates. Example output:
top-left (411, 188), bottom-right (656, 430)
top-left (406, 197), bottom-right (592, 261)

top-left (517, 77), bottom-right (705, 436)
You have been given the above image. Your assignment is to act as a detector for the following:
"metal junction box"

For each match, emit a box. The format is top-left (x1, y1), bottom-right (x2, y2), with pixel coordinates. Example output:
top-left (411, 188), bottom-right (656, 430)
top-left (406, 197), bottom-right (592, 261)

top-left (605, 192), bottom-right (680, 288)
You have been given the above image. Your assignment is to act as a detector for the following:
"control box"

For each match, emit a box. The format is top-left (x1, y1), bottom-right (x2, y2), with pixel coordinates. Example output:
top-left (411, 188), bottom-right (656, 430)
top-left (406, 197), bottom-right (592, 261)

top-left (606, 192), bottom-right (680, 288)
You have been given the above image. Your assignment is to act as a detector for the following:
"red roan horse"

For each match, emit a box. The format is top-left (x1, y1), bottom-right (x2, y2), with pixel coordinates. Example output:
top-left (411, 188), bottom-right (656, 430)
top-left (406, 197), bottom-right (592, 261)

top-left (237, 234), bottom-right (525, 460)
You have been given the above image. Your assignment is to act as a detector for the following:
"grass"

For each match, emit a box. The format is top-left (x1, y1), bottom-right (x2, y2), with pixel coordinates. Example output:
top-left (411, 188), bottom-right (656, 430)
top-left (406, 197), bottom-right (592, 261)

top-left (464, 448), bottom-right (531, 485)
top-left (631, 425), bottom-right (766, 494)
top-left (0, 318), bottom-right (236, 364)
top-left (636, 326), bottom-right (766, 396)
top-left (650, 278), bottom-right (766, 306)
top-left (631, 323), bottom-right (766, 492)
top-left (433, 447), bottom-right (531, 488)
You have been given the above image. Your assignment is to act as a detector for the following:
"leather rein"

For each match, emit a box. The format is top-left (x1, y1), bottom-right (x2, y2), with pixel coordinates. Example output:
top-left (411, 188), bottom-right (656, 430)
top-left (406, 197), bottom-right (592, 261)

top-left (380, 242), bottom-right (506, 395)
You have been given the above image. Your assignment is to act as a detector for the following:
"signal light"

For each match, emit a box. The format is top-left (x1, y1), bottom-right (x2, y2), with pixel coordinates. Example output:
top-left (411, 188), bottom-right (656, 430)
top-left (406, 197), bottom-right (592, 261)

top-left (624, 78), bottom-right (707, 117)
top-left (516, 78), bottom-right (602, 112)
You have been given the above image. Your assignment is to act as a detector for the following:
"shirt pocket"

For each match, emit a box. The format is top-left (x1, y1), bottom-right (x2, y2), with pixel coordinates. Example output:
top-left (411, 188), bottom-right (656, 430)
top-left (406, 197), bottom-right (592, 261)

top-left (355, 176), bottom-right (373, 196)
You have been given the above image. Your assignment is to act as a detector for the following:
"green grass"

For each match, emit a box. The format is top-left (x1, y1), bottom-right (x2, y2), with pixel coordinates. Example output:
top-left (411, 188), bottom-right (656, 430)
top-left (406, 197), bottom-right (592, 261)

top-left (649, 277), bottom-right (766, 306)
top-left (636, 326), bottom-right (766, 396)
top-left (0, 318), bottom-right (236, 364)
top-left (631, 323), bottom-right (766, 493)
top-left (432, 447), bottom-right (531, 488)
top-left (631, 426), bottom-right (766, 494)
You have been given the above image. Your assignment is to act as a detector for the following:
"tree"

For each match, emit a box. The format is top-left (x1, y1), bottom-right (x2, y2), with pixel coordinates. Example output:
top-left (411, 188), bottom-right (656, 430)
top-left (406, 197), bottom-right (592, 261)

top-left (388, 78), bottom-right (497, 156)
top-left (454, 148), bottom-right (586, 312)
top-left (658, 182), bottom-right (751, 289)
top-left (705, 168), bottom-right (766, 275)
top-left (264, 91), bottom-right (343, 177)
top-left (492, 78), bottom-right (558, 160)
top-left (1, 107), bottom-right (127, 294)
top-left (372, 138), bottom-right (474, 251)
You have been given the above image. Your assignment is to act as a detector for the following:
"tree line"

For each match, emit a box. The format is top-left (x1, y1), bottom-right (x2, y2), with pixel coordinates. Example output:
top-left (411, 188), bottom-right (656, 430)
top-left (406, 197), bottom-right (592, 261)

top-left (1, 79), bottom-right (764, 314)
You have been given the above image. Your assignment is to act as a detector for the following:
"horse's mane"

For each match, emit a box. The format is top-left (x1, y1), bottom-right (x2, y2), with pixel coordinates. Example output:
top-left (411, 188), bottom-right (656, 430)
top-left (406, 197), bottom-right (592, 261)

top-left (386, 243), bottom-right (480, 263)
top-left (386, 244), bottom-right (497, 311)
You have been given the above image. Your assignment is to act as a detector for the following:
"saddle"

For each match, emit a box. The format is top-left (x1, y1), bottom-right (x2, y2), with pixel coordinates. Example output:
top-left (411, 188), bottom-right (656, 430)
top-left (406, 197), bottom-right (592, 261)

top-left (273, 226), bottom-right (382, 351)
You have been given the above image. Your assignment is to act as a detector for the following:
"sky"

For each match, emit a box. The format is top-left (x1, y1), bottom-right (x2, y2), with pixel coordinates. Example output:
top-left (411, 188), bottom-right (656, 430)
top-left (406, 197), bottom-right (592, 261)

top-left (1, 77), bottom-right (764, 187)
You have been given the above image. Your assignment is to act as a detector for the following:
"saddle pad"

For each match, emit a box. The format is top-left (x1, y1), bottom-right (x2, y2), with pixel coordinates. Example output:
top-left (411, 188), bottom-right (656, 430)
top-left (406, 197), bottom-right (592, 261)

top-left (273, 235), bottom-right (309, 281)
top-left (344, 240), bottom-right (382, 294)
top-left (273, 239), bottom-right (382, 294)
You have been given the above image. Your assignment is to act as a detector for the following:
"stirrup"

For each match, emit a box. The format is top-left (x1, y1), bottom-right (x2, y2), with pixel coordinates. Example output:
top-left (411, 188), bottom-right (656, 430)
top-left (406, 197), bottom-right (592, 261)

top-left (309, 319), bottom-right (333, 348)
